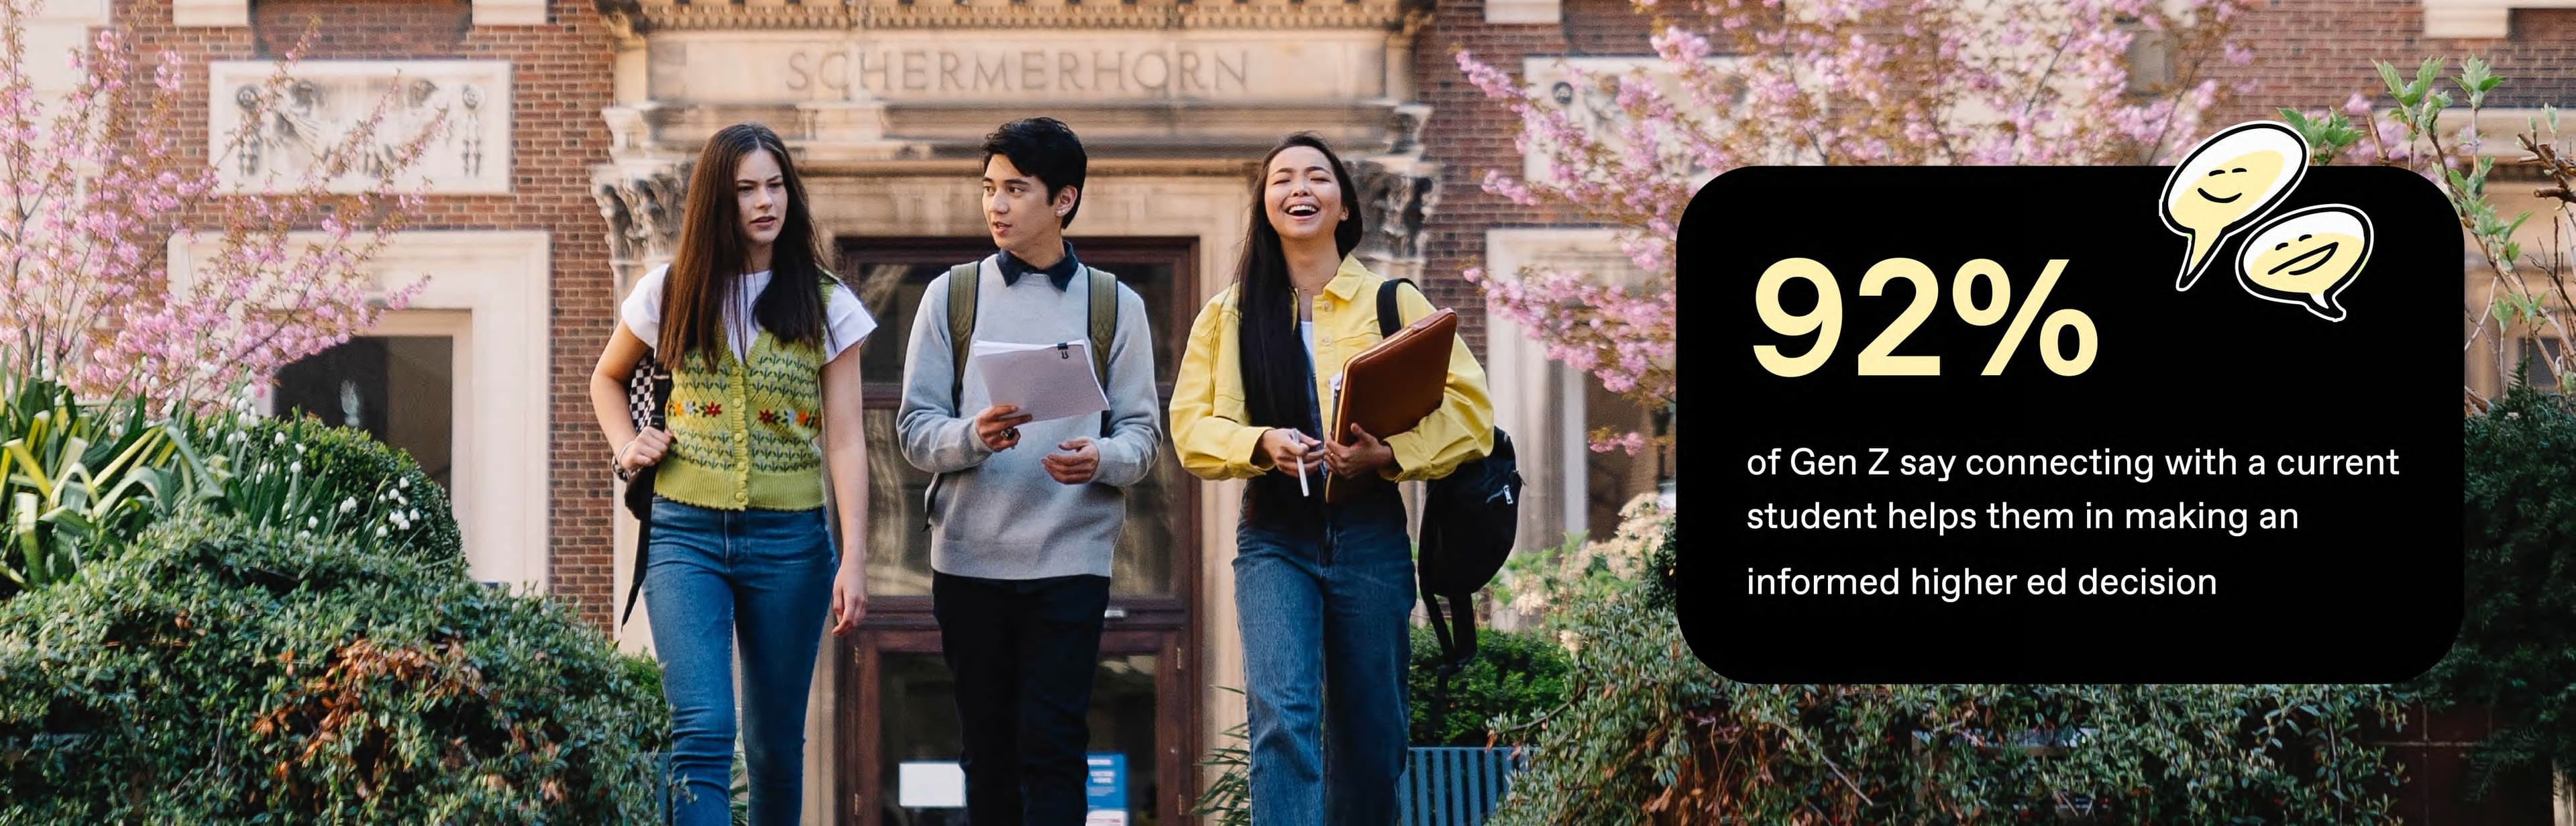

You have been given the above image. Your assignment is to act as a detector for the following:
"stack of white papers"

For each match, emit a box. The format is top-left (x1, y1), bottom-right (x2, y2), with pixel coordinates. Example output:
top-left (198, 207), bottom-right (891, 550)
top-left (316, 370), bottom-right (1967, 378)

top-left (971, 340), bottom-right (1112, 423)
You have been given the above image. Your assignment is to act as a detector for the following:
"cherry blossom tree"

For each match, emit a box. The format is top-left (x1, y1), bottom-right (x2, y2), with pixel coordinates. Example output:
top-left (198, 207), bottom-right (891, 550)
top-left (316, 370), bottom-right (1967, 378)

top-left (1456, 0), bottom-right (2255, 453)
top-left (0, 0), bottom-right (437, 413)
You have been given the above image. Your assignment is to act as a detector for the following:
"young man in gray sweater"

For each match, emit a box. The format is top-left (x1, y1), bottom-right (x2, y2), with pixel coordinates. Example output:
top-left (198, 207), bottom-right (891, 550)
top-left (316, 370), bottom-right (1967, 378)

top-left (896, 117), bottom-right (1161, 825)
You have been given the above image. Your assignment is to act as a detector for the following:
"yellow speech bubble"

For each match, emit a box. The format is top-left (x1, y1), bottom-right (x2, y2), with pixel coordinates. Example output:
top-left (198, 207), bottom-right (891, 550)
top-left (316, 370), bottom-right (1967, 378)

top-left (2235, 204), bottom-right (2371, 322)
top-left (2160, 121), bottom-right (2310, 291)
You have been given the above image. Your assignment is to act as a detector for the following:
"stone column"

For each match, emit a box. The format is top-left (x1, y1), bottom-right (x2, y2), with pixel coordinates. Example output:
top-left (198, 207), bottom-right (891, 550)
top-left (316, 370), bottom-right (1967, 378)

top-left (590, 162), bottom-right (690, 301)
top-left (1348, 103), bottom-right (1438, 282)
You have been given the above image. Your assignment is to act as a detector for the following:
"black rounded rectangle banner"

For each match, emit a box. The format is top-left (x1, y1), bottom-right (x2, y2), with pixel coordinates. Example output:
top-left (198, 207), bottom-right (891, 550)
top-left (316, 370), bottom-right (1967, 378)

top-left (1682, 164), bottom-right (2461, 684)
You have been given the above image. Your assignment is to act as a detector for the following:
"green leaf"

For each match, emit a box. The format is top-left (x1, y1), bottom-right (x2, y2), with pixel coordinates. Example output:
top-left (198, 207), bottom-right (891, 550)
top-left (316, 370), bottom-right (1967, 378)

top-left (2462, 56), bottom-right (2502, 93)
top-left (13, 491), bottom-right (44, 589)
top-left (3, 441), bottom-right (54, 501)
top-left (2375, 61), bottom-right (2409, 102)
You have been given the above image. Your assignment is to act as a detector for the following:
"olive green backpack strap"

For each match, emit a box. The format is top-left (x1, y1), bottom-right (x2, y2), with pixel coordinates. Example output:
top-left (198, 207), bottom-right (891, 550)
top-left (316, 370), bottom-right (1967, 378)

top-left (1085, 266), bottom-right (1118, 437)
top-left (945, 260), bottom-right (981, 413)
top-left (947, 261), bottom-right (1116, 434)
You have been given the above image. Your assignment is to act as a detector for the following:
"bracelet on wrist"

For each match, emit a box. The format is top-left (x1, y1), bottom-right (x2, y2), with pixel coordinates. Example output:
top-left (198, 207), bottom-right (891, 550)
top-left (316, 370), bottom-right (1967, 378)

top-left (612, 440), bottom-right (636, 482)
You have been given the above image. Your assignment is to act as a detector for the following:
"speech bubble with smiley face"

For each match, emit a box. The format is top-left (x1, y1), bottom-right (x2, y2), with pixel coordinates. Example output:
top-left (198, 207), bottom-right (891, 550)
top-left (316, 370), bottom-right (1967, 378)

top-left (2160, 121), bottom-right (2310, 292)
top-left (2235, 204), bottom-right (2372, 322)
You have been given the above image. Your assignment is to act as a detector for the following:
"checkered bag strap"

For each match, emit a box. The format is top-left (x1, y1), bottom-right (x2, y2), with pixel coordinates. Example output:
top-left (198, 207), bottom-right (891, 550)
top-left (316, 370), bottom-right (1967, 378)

top-left (619, 351), bottom-right (671, 629)
top-left (619, 268), bottom-right (679, 627)
top-left (627, 352), bottom-right (669, 433)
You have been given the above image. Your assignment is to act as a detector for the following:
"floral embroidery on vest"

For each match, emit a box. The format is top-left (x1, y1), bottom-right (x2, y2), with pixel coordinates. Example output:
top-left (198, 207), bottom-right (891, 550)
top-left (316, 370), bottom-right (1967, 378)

top-left (653, 279), bottom-right (836, 511)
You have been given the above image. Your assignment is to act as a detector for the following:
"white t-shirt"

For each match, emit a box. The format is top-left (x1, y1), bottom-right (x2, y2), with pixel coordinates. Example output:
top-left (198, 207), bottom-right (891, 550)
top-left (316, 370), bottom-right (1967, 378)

top-left (1301, 319), bottom-right (1334, 427)
top-left (622, 265), bottom-right (876, 364)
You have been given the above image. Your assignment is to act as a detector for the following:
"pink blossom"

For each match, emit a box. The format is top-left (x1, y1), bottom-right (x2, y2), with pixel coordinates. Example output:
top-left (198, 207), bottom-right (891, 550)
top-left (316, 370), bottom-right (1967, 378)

top-left (1450, 0), bottom-right (2245, 419)
top-left (0, 9), bottom-right (433, 413)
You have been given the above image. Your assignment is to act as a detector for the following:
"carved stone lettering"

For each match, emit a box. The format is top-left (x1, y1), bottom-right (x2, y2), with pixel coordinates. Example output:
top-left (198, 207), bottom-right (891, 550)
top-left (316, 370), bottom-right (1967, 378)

top-left (722, 42), bottom-right (1353, 102)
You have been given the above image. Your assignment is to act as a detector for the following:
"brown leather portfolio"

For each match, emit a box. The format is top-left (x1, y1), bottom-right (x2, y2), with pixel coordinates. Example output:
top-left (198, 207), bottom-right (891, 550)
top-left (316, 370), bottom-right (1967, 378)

top-left (1325, 307), bottom-right (1457, 502)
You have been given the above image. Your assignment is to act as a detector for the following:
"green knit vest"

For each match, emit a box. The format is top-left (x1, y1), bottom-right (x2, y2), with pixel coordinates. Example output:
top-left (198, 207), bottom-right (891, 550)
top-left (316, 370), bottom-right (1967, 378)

top-left (655, 286), bottom-right (831, 512)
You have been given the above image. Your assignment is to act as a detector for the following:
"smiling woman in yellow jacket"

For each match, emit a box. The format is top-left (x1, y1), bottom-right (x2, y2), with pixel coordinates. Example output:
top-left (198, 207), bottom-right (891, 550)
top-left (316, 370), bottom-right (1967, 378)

top-left (1169, 132), bottom-right (1493, 826)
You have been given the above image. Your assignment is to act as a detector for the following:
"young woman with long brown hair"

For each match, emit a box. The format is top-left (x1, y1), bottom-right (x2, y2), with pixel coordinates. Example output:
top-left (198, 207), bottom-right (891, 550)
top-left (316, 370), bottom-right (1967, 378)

top-left (588, 122), bottom-right (875, 826)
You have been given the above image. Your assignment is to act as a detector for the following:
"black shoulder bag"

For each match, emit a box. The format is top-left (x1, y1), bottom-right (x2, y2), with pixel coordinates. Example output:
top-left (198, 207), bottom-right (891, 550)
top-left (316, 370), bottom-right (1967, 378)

top-left (1376, 279), bottom-right (1525, 678)
top-left (620, 352), bottom-right (672, 627)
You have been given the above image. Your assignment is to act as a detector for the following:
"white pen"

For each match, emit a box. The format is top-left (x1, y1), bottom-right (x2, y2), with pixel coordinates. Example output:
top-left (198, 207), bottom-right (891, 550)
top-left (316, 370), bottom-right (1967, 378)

top-left (1297, 450), bottom-right (1310, 497)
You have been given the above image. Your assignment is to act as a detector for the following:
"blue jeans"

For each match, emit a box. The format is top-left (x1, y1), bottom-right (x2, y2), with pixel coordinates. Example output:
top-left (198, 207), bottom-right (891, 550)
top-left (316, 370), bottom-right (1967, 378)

top-left (1234, 488), bottom-right (1413, 826)
top-left (645, 497), bottom-right (835, 826)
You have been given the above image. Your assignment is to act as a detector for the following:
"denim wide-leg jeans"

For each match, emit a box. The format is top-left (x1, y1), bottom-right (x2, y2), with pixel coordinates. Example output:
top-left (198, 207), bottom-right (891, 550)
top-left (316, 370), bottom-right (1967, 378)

top-left (1234, 488), bottom-right (1413, 826)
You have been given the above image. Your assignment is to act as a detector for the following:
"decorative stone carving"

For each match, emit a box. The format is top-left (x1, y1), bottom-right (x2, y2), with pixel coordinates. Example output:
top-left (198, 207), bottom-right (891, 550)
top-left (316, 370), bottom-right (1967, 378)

top-left (1350, 158), bottom-right (1435, 265)
top-left (590, 161), bottom-right (695, 298)
top-left (591, 178), bottom-right (637, 265)
top-left (209, 60), bottom-right (512, 195)
top-left (592, 164), bottom-right (692, 289)
top-left (1386, 103), bottom-right (1429, 154)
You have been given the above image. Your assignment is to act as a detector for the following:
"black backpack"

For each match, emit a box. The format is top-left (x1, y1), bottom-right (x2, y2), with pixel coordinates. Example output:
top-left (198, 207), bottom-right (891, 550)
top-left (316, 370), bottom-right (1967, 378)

top-left (1375, 279), bottom-right (1525, 676)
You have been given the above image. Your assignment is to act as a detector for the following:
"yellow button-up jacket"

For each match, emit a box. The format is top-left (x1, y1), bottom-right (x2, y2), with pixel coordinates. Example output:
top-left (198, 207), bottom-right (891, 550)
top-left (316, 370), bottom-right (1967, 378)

top-left (1171, 255), bottom-right (1495, 483)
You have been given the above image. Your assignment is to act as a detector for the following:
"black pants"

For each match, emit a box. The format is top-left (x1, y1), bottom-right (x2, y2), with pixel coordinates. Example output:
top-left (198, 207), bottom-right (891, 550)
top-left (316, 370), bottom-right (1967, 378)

top-left (930, 571), bottom-right (1112, 826)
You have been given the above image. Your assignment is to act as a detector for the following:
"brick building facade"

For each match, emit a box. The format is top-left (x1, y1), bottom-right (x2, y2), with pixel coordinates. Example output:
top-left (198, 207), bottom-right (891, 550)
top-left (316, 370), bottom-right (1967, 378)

top-left (127, 0), bottom-right (622, 621)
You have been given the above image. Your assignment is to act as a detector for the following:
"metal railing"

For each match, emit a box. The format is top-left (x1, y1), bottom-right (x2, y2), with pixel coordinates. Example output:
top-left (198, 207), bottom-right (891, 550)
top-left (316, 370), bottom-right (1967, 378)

top-left (1397, 746), bottom-right (1525, 826)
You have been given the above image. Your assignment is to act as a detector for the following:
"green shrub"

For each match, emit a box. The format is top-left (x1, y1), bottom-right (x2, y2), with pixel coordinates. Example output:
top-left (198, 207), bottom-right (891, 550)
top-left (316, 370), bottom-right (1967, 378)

top-left (0, 514), bottom-right (666, 823)
top-left (2420, 378), bottom-right (2576, 797)
top-left (1407, 624), bottom-right (1569, 747)
top-left (175, 411), bottom-right (463, 569)
top-left (1489, 504), bottom-right (2401, 825)
top-left (0, 380), bottom-right (469, 595)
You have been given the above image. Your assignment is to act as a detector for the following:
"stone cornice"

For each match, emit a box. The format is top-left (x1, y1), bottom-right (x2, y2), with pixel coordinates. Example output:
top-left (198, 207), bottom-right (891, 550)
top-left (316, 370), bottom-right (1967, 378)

top-left (606, 0), bottom-right (1411, 32)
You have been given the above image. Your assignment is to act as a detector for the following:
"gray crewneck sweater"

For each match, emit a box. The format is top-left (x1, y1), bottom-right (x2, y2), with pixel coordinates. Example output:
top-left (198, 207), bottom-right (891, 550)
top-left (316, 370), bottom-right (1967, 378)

top-left (896, 254), bottom-right (1162, 580)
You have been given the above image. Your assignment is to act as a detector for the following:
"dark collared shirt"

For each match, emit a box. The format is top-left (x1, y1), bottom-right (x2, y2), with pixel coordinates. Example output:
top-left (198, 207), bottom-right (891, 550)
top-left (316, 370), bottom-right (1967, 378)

top-left (998, 240), bottom-right (1083, 291)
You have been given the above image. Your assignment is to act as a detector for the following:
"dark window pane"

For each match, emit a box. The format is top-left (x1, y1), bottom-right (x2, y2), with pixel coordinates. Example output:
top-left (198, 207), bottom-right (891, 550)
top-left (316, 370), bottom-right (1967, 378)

top-left (863, 407), bottom-right (934, 596)
top-left (1097, 262), bottom-right (1179, 387)
top-left (1110, 440), bottom-right (1180, 595)
top-left (273, 335), bottom-right (454, 490)
top-left (851, 263), bottom-right (943, 389)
